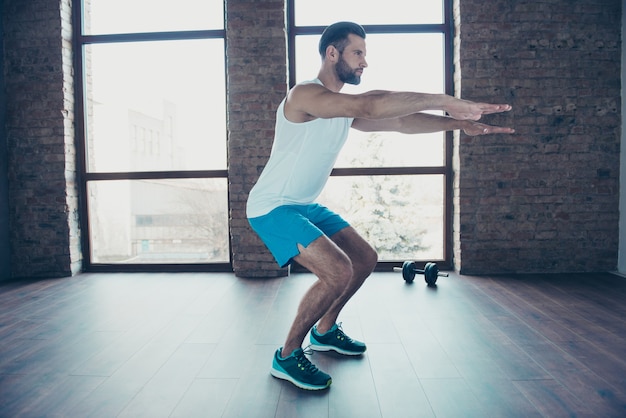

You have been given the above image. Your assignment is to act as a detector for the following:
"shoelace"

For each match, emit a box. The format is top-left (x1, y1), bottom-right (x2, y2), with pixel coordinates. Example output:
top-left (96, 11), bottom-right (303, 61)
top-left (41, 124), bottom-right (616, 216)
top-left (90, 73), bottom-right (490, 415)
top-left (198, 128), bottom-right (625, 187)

top-left (295, 346), bottom-right (320, 374)
top-left (333, 322), bottom-right (354, 342)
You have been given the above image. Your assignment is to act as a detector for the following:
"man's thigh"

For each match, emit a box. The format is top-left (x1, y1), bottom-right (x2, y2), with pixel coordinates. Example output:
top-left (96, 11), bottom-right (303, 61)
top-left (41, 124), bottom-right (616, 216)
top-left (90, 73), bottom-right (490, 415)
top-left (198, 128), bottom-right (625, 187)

top-left (294, 226), bottom-right (377, 280)
top-left (329, 227), bottom-right (378, 269)
top-left (294, 234), bottom-right (352, 282)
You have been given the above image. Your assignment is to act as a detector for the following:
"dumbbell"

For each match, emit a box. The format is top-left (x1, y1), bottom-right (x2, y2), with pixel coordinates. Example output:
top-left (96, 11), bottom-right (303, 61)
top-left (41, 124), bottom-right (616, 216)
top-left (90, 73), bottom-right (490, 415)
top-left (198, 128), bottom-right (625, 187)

top-left (393, 261), bottom-right (449, 285)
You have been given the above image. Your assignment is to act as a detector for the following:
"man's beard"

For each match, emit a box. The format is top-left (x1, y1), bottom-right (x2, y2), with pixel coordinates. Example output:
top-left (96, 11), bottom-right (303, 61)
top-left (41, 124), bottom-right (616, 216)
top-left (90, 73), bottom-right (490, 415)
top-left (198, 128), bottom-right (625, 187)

top-left (336, 55), bottom-right (361, 85)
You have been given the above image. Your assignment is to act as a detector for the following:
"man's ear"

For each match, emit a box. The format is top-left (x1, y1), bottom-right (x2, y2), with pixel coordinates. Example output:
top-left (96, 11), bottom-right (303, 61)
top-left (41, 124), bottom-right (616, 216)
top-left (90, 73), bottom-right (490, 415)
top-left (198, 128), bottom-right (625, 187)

top-left (325, 45), bottom-right (339, 62)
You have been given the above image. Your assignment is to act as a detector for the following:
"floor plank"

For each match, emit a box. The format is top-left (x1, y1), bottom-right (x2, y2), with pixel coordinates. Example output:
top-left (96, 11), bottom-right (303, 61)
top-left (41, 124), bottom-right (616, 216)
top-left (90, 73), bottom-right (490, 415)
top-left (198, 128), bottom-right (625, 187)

top-left (170, 378), bottom-right (238, 418)
top-left (367, 343), bottom-right (433, 418)
top-left (1, 271), bottom-right (626, 417)
top-left (420, 377), bottom-right (487, 418)
top-left (117, 343), bottom-right (215, 417)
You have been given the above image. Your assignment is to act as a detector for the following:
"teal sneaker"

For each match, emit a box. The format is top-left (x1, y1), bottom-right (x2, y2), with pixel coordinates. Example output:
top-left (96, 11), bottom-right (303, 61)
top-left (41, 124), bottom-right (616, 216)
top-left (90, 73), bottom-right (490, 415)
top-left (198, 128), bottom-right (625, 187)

top-left (310, 323), bottom-right (366, 356)
top-left (270, 347), bottom-right (332, 390)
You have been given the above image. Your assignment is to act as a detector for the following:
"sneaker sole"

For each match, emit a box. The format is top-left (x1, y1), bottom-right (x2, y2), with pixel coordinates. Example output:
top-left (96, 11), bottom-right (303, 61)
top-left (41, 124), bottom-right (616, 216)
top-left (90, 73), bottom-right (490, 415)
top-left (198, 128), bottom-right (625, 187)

top-left (270, 368), bottom-right (332, 391)
top-left (309, 343), bottom-right (366, 356)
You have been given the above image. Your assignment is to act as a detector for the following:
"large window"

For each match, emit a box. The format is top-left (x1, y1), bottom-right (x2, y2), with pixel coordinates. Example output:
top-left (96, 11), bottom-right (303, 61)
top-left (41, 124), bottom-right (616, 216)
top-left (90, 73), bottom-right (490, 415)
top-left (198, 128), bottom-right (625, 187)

top-left (74, 0), bottom-right (229, 271)
top-left (288, 0), bottom-right (453, 265)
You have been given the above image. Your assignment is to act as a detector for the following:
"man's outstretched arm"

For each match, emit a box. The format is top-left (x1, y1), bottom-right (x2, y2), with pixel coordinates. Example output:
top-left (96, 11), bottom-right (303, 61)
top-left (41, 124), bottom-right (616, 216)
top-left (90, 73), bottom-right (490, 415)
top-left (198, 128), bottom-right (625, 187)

top-left (352, 112), bottom-right (515, 136)
top-left (285, 83), bottom-right (512, 123)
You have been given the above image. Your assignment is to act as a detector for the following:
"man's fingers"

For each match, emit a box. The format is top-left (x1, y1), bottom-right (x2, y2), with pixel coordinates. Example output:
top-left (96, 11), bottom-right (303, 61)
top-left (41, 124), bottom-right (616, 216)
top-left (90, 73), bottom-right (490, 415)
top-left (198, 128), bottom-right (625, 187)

top-left (479, 103), bottom-right (512, 114)
top-left (487, 126), bottom-right (515, 134)
top-left (448, 101), bottom-right (513, 120)
top-left (464, 123), bottom-right (515, 136)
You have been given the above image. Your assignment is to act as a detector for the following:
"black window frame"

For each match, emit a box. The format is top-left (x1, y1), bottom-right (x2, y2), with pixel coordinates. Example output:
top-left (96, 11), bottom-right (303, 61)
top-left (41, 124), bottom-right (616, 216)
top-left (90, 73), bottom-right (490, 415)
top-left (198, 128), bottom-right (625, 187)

top-left (72, 0), bottom-right (231, 273)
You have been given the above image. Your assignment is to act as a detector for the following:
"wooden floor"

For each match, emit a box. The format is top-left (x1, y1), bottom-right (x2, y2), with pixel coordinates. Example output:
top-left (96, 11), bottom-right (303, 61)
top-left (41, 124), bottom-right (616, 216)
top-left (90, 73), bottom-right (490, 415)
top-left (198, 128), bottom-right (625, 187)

top-left (0, 270), bottom-right (625, 417)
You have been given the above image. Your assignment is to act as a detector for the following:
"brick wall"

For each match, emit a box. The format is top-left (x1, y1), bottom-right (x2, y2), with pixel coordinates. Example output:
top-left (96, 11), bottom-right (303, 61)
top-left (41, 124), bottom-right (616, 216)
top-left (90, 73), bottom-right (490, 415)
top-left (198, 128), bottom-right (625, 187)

top-left (0, 0), bottom-right (9, 280)
top-left (617, 7), bottom-right (626, 276)
top-left (454, 0), bottom-right (621, 274)
top-left (226, 0), bottom-right (289, 277)
top-left (1, 0), bottom-right (621, 279)
top-left (3, 0), bottom-right (81, 279)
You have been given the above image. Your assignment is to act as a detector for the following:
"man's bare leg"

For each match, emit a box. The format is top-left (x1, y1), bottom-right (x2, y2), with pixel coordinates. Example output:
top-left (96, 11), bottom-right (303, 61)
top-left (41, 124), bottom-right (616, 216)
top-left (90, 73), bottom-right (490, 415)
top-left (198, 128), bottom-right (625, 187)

top-left (280, 235), bottom-right (351, 356)
top-left (315, 227), bottom-right (377, 334)
top-left (281, 227), bottom-right (377, 357)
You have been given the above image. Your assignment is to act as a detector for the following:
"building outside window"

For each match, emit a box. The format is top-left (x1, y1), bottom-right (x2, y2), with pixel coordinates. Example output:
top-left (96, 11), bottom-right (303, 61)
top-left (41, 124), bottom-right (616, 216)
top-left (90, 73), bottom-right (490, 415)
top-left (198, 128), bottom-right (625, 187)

top-left (75, 0), bottom-right (229, 269)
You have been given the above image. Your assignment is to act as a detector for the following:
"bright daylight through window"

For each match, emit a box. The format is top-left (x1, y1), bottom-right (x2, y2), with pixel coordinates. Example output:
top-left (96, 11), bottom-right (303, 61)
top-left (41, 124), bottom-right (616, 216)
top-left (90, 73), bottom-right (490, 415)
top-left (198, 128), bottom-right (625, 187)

top-left (292, 0), bottom-right (449, 262)
top-left (78, 0), bottom-right (228, 266)
top-left (78, 0), bottom-right (451, 268)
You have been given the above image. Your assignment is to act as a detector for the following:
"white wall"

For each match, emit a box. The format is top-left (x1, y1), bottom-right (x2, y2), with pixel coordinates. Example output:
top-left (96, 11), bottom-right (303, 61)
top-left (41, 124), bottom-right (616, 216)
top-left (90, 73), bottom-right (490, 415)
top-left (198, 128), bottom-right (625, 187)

top-left (617, 6), bottom-right (626, 275)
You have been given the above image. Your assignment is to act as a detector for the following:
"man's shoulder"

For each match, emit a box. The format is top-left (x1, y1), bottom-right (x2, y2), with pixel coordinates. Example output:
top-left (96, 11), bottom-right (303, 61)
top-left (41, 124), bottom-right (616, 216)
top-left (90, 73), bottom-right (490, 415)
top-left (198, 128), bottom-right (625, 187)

top-left (290, 79), bottom-right (325, 94)
top-left (299, 78), bottom-right (322, 86)
top-left (284, 80), bottom-right (329, 123)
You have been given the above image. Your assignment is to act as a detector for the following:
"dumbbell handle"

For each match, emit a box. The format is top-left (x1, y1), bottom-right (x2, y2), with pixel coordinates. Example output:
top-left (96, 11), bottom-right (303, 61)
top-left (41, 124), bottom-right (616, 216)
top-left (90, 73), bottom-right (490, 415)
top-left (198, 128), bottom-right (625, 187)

top-left (392, 267), bottom-right (449, 277)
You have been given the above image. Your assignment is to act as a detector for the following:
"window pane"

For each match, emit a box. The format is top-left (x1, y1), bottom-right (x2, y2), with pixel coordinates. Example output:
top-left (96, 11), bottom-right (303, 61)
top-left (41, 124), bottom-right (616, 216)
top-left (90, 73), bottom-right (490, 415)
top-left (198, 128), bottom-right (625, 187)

top-left (317, 175), bottom-right (444, 261)
top-left (335, 130), bottom-right (444, 168)
top-left (294, 0), bottom-right (443, 26)
top-left (85, 39), bottom-right (226, 172)
top-left (88, 179), bottom-right (229, 264)
top-left (83, 0), bottom-right (224, 34)
top-left (295, 33), bottom-right (445, 167)
top-left (296, 33), bottom-right (444, 97)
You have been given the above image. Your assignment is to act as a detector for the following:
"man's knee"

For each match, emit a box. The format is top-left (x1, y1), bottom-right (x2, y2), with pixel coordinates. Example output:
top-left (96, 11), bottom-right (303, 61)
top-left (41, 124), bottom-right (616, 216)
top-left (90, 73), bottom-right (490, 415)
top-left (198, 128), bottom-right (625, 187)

top-left (331, 227), bottom-right (377, 271)
top-left (327, 257), bottom-right (354, 295)
top-left (296, 238), bottom-right (353, 285)
top-left (352, 246), bottom-right (377, 280)
top-left (363, 247), bottom-right (378, 273)
top-left (344, 232), bottom-right (377, 277)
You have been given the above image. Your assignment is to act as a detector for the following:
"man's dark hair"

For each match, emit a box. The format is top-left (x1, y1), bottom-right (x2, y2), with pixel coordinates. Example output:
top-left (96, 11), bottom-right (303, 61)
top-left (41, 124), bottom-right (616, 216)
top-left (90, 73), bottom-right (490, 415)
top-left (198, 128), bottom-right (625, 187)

top-left (318, 21), bottom-right (366, 58)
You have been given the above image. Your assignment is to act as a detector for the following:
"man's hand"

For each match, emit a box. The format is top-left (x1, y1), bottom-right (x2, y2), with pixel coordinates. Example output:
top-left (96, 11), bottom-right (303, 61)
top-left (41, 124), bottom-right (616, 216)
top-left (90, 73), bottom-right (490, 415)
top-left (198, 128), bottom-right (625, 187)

top-left (446, 98), bottom-right (512, 121)
top-left (463, 120), bottom-right (515, 136)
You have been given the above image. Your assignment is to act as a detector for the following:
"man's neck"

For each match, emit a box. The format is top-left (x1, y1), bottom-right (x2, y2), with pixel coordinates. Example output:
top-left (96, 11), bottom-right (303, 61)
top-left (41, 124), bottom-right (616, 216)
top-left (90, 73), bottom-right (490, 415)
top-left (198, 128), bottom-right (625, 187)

top-left (317, 70), bottom-right (344, 93)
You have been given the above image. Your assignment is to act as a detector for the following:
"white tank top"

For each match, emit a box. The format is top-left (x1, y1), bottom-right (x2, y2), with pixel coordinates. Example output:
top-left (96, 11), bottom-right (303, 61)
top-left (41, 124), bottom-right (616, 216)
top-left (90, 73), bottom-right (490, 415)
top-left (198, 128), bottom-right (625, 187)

top-left (246, 79), bottom-right (354, 218)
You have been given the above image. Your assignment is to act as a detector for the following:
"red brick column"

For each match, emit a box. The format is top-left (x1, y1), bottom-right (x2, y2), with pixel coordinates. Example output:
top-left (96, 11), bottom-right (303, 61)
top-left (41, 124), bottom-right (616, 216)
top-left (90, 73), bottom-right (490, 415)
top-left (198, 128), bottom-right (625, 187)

top-left (226, 0), bottom-right (289, 277)
top-left (4, 0), bottom-right (81, 278)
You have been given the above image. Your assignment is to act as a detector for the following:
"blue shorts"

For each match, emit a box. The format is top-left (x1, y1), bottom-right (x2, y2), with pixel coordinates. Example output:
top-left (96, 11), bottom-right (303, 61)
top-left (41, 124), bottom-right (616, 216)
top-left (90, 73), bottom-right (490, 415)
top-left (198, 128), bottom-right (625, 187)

top-left (248, 204), bottom-right (350, 268)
